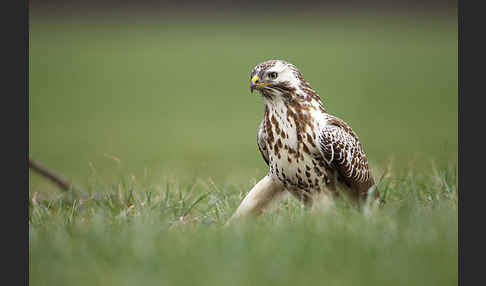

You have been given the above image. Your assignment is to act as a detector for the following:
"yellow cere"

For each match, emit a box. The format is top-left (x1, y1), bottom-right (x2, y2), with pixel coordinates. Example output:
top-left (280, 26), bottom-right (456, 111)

top-left (251, 75), bottom-right (259, 84)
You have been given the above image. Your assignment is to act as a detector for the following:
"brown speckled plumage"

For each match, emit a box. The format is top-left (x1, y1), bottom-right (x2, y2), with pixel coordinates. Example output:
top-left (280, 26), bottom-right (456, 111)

top-left (252, 60), bottom-right (378, 204)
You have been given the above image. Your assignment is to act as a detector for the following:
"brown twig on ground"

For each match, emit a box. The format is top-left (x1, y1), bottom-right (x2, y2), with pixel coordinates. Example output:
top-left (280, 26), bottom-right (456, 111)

top-left (29, 157), bottom-right (79, 192)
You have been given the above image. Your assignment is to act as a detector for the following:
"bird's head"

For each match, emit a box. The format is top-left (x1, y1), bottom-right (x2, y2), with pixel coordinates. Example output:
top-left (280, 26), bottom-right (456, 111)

top-left (249, 60), bottom-right (311, 99)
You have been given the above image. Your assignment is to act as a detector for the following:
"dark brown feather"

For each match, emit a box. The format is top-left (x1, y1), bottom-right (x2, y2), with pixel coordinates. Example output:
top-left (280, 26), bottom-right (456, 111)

top-left (318, 115), bottom-right (375, 195)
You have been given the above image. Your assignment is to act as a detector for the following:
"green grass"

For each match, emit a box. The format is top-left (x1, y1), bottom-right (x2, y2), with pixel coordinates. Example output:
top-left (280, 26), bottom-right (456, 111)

top-left (29, 11), bottom-right (457, 286)
top-left (29, 164), bottom-right (457, 286)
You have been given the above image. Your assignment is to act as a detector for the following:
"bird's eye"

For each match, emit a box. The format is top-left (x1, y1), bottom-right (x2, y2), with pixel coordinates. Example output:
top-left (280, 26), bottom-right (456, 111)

top-left (268, 72), bottom-right (278, 79)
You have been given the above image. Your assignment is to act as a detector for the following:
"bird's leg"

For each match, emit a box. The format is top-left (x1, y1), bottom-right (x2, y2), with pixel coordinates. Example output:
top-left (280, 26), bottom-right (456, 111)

top-left (311, 190), bottom-right (335, 213)
top-left (226, 175), bottom-right (284, 224)
top-left (325, 175), bottom-right (340, 198)
top-left (287, 189), bottom-right (313, 208)
top-left (288, 189), bottom-right (334, 214)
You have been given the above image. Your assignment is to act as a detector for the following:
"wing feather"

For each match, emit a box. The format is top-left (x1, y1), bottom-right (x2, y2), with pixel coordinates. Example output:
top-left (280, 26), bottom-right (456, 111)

top-left (318, 115), bottom-right (374, 193)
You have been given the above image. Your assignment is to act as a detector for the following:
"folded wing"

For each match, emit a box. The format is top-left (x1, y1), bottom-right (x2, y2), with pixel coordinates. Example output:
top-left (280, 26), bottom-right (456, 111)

top-left (317, 116), bottom-right (374, 194)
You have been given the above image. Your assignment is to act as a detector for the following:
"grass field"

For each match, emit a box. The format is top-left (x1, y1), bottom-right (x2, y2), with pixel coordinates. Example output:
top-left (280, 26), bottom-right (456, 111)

top-left (29, 11), bottom-right (457, 286)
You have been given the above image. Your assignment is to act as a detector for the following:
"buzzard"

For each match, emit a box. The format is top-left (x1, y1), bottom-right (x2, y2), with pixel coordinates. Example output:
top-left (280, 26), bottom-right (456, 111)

top-left (229, 60), bottom-right (380, 221)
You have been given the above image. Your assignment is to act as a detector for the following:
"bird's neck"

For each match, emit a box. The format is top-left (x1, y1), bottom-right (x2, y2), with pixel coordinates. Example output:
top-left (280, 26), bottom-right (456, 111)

top-left (263, 90), bottom-right (327, 115)
top-left (263, 90), bottom-right (327, 138)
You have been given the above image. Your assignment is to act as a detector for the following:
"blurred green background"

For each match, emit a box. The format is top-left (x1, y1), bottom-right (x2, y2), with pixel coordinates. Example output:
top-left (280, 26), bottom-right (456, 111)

top-left (29, 8), bottom-right (457, 191)
top-left (29, 3), bottom-right (458, 286)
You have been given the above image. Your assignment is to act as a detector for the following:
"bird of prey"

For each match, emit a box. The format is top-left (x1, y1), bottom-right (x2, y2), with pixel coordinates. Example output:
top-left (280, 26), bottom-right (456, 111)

top-left (229, 60), bottom-right (380, 221)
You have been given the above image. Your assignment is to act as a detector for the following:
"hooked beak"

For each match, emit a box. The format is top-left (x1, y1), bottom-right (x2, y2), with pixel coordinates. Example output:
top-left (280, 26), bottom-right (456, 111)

top-left (250, 75), bottom-right (272, 94)
top-left (250, 75), bottom-right (259, 93)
